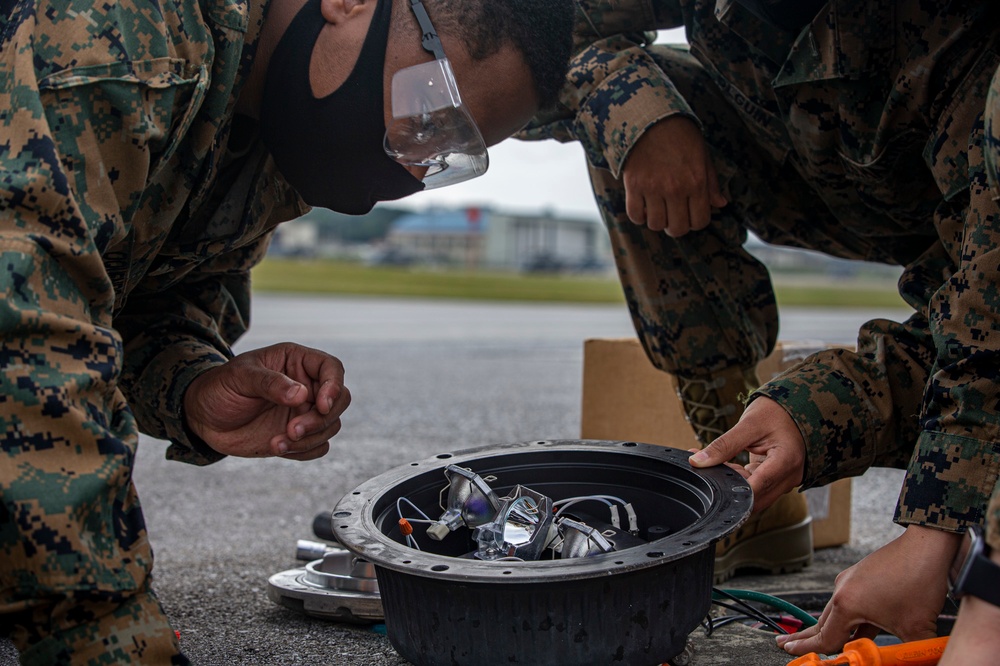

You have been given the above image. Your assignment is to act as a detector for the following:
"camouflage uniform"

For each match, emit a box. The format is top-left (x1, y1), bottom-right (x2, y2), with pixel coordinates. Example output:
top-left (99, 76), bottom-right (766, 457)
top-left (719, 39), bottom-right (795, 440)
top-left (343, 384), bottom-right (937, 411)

top-left (525, 0), bottom-right (1000, 550)
top-left (1, 0), bottom-right (304, 661)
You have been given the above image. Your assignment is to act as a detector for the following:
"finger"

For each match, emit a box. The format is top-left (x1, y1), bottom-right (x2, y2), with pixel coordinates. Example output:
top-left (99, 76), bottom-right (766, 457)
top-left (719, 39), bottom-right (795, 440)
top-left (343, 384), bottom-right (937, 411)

top-left (776, 620), bottom-right (821, 648)
top-left (288, 408), bottom-right (344, 443)
top-left (782, 602), bottom-right (857, 656)
top-left (281, 441), bottom-right (331, 462)
top-left (273, 417), bottom-right (341, 455)
top-left (625, 186), bottom-right (646, 225)
top-left (237, 364), bottom-right (307, 407)
top-left (722, 461), bottom-right (751, 479)
top-left (641, 194), bottom-right (666, 232)
top-left (852, 622), bottom-right (881, 642)
top-left (664, 192), bottom-right (691, 237)
top-left (689, 428), bottom-right (752, 467)
top-left (316, 381), bottom-right (351, 416)
top-left (745, 454), bottom-right (800, 508)
top-left (295, 352), bottom-right (346, 392)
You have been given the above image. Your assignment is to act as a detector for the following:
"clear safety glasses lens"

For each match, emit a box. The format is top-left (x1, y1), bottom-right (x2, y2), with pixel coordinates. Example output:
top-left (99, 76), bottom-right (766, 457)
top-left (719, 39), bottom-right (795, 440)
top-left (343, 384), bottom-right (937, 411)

top-left (383, 58), bottom-right (489, 189)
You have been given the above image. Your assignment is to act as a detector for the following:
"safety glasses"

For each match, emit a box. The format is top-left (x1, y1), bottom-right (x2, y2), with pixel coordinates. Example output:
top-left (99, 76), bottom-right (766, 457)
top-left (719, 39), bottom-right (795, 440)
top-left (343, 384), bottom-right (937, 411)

top-left (383, 0), bottom-right (489, 188)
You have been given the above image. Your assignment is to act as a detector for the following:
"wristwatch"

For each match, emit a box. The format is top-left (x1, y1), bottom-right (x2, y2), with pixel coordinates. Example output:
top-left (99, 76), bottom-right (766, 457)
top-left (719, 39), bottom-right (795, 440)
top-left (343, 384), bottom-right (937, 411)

top-left (948, 525), bottom-right (1000, 608)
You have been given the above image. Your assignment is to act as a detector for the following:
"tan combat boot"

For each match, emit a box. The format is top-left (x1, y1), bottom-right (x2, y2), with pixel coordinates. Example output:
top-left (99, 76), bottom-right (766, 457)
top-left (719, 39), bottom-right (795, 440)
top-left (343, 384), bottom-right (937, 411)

top-left (675, 365), bottom-right (813, 584)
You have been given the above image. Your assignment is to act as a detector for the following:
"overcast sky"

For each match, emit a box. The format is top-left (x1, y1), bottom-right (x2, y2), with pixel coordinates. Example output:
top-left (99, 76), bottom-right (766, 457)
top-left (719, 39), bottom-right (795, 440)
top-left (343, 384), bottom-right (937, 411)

top-left (395, 29), bottom-right (689, 221)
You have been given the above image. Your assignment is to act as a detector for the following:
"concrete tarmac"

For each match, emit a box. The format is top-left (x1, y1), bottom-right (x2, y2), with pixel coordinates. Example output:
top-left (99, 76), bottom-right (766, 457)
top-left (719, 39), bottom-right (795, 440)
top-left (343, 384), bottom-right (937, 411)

top-left (1, 295), bottom-right (913, 665)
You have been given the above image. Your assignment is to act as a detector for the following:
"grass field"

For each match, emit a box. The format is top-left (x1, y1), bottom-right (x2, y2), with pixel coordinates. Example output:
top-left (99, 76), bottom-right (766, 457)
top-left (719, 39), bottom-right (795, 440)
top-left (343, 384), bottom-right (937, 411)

top-left (251, 258), bottom-right (908, 309)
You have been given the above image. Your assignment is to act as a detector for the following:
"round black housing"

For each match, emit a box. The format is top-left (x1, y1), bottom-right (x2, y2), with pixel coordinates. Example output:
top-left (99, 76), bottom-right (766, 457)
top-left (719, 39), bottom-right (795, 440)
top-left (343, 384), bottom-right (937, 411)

top-left (332, 439), bottom-right (752, 666)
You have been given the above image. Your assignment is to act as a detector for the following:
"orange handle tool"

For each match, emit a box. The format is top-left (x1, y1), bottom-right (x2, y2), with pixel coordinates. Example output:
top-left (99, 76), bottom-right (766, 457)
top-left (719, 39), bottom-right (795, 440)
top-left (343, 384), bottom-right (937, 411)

top-left (786, 636), bottom-right (949, 666)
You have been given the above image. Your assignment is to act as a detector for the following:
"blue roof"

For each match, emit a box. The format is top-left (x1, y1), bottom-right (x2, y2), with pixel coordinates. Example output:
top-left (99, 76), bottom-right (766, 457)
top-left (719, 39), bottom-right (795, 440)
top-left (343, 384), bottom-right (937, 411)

top-left (392, 209), bottom-right (489, 234)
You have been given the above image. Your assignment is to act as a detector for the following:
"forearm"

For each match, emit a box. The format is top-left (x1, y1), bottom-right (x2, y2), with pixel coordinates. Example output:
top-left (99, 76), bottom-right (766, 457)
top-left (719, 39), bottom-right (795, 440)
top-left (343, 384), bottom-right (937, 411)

top-left (116, 240), bottom-right (270, 465)
top-left (751, 316), bottom-right (934, 487)
top-left (752, 322), bottom-right (1000, 535)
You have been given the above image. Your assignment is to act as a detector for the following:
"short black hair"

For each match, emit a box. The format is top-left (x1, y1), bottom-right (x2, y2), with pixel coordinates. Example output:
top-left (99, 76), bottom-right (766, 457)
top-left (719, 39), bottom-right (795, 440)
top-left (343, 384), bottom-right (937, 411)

top-left (417, 0), bottom-right (574, 109)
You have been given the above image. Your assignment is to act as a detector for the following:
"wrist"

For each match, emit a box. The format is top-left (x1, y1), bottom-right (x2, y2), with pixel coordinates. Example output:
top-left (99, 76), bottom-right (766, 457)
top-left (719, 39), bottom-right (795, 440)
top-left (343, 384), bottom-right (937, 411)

top-left (904, 524), bottom-right (963, 568)
top-left (949, 525), bottom-right (1000, 608)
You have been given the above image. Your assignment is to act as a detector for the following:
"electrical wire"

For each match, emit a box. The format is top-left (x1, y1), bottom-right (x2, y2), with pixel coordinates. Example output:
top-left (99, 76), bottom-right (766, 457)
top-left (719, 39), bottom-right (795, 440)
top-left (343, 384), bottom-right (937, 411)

top-left (710, 600), bottom-right (789, 635)
top-left (710, 588), bottom-right (790, 635)
top-left (715, 589), bottom-right (817, 628)
top-left (552, 495), bottom-right (639, 532)
top-left (396, 496), bottom-right (434, 522)
top-left (396, 496), bottom-right (436, 550)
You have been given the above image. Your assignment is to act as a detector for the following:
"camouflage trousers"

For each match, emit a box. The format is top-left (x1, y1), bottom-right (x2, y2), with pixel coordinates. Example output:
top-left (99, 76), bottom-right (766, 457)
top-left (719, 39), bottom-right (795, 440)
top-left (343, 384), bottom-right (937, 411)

top-left (587, 45), bottom-right (1000, 548)
top-left (1, 394), bottom-right (185, 663)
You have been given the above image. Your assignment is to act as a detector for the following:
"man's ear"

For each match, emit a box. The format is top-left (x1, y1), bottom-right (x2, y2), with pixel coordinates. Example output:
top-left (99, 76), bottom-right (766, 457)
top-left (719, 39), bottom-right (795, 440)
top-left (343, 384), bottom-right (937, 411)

top-left (320, 0), bottom-right (370, 23)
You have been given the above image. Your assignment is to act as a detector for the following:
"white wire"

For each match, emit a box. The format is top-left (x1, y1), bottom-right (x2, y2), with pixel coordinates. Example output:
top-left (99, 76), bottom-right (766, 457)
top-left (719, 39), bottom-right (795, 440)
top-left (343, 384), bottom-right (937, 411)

top-left (397, 496), bottom-right (433, 550)
top-left (397, 496), bottom-right (433, 521)
top-left (552, 494), bottom-right (638, 532)
top-left (554, 497), bottom-right (613, 518)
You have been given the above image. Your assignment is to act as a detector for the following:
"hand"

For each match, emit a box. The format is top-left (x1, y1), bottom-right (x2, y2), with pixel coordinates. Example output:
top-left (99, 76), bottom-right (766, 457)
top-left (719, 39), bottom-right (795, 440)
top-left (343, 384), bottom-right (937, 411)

top-left (777, 525), bottom-right (961, 656)
top-left (689, 397), bottom-right (805, 511)
top-left (183, 342), bottom-right (351, 461)
top-left (621, 115), bottom-right (727, 237)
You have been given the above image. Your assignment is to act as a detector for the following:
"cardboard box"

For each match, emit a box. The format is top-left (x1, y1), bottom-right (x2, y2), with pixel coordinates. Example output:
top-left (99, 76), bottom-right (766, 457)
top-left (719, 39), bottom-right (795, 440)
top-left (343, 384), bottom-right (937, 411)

top-left (580, 338), bottom-right (851, 549)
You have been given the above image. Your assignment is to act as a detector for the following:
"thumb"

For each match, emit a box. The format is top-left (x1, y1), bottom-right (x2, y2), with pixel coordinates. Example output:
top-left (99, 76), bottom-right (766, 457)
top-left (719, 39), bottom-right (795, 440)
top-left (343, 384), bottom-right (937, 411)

top-left (239, 366), bottom-right (307, 406)
top-left (689, 430), bottom-right (748, 468)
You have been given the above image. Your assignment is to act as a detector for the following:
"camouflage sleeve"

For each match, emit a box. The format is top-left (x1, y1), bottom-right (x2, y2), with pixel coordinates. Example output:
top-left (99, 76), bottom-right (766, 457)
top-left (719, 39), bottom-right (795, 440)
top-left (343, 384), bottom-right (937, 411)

top-left (0, 2), bottom-right (255, 468)
top-left (518, 0), bottom-right (696, 177)
top-left (753, 100), bottom-right (1000, 537)
top-left (113, 238), bottom-right (273, 466)
top-left (750, 318), bottom-right (932, 491)
top-left (0, 6), bottom-right (157, 475)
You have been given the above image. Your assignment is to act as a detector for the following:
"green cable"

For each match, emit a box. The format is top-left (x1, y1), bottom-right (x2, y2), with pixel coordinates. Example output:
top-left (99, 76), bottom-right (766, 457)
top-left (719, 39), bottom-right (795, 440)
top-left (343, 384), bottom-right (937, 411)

top-left (714, 589), bottom-right (818, 627)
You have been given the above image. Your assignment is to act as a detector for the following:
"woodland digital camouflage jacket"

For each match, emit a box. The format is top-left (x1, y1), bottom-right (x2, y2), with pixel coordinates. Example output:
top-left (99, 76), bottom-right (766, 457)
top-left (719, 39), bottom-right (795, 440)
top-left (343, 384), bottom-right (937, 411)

top-left (0, 0), bottom-right (305, 466)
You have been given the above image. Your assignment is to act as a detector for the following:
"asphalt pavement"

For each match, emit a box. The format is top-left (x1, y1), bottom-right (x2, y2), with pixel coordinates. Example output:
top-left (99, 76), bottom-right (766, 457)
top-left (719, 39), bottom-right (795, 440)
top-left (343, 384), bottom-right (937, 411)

top-left (1, 295), bottom-right (912, 665)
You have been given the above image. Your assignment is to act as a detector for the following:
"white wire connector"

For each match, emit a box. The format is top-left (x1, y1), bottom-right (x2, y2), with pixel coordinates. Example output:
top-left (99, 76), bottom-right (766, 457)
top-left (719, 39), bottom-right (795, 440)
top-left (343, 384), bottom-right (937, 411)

top-left (609, 505), bottom-right (621, 529)
top-left (623, 502), bottom-right (638, 534)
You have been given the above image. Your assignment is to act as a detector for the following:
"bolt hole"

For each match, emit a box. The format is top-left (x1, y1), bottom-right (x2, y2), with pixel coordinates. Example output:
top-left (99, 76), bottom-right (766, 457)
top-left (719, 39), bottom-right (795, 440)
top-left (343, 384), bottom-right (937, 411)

top-left (502, 571), bottom-right (512, 575)
top-left (682, 541), bottom-right (693, 546)
top-left (352, 491), bottom-right (360, 495)
top-left (614, 561), bottom-right (624, 565)
top-left (646, 551), bottom-right (664, 558)
top-left (402, 560), bottom-right (411, 565)
top-left (410, 462), bottom-right (419, 466)
top-left (435, 454), bottom-right (452, 460)
top-left (622, 442), bottom-right (637, 447)
top-left (333, 511), bottom-right (351, 518)
top-left (722, 519), bottom-right (732, 524)
top-left (340, 525), bottom-right (348, 529)
top-left (431, 564), bottom-right (449, 572)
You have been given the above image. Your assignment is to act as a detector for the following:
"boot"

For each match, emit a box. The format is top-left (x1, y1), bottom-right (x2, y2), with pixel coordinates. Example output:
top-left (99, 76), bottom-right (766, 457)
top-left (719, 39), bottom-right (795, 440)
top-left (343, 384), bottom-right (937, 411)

top-left (675, 365), bottom-right (759, 448)
top-left (674, 365), bottom-right (813, 583)
top-left (712, 491), bottom-right (813, 584)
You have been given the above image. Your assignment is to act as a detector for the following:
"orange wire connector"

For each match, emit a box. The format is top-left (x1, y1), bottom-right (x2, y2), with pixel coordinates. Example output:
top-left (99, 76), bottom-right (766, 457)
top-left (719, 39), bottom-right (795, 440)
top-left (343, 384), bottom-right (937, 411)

top-left (398, 518), bottom-right (414, 536)
top-left (787, 636), bottom-right (949, 666)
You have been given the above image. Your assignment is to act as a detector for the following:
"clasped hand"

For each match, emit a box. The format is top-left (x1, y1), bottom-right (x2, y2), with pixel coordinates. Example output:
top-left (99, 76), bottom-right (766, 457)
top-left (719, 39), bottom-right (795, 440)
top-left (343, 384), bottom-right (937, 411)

top-left (621, 115), bottom-right (727, 237)
top-left (183, 342), bottom-right (351, 461)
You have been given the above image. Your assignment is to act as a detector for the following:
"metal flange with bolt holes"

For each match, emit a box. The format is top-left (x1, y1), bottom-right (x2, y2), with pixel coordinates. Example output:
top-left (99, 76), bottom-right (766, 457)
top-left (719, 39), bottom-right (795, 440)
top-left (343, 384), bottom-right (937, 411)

top-left (267, 547), bottom-right (384, 623)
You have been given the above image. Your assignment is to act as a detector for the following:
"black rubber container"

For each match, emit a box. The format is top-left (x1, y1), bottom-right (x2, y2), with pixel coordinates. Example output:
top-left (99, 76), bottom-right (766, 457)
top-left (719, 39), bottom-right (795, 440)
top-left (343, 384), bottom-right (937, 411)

top-left (333, 439), bottom-right (752, 666)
